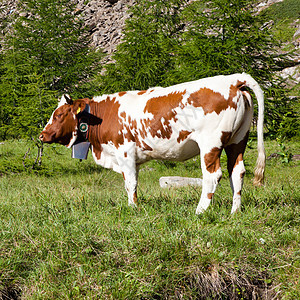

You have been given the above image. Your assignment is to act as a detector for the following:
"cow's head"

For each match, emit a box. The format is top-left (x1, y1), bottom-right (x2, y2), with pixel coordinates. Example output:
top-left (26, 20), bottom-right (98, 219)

top-left (39, 94), bottom-right (87, 148)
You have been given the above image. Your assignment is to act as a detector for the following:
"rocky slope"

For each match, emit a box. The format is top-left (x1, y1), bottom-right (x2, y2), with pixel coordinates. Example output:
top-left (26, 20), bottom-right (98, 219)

top-left (0, 0), bottom-right (135, 55)
top-left (1, 0), bottom-right (293, 54)
top-left (0, 0), bottom-right (299, 86)
top-left (75, 0), bottom-right (134, 55)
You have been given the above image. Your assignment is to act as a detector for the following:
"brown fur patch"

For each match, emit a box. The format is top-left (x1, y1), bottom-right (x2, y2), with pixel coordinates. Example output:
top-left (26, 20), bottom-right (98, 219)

top-left (143, 91), bottom-right (186, 139)
top-left (124, 125), bottom-right (136, 142)
top-left (220, 131), bottom-right (232, 146)
top-left (132, 191), bottom-right (138, 204)
top-left (204, 147), bottom-right (222, 173)
top-left (92, 104), bottom-right (154, 152)
top-left (137, 90), bottom-right (147, 95)
top-left (89, 97), bottom-right (124, 159)
top-left (120, 115), bottom-right (149, 151)
top-left (118, 91), bottom-right (126, 97)
top-left (236, 80), bottom-right (246, 89)
top-left (207, 193), bottom-right (214, 200)
top-left (225, 132), bottom-right (249, 177)
top-left (187, 82), bottom-right (244, 115)
top-left (177, 130), bottom-right (192, 143)
top-left (141, 141), bottom-right (153, 151)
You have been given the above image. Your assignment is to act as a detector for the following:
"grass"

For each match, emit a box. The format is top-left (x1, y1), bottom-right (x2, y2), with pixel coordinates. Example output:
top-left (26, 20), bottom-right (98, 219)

top-left (0, 139), bottom-right (299, 299)
top-left (263, 0), bottom-right (300, 51)
top-left (264, 0), bottom-right (300, 23)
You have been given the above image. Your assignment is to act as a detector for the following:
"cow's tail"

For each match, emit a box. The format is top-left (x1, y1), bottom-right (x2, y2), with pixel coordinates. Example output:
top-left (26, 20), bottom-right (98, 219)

top-left (240, 73), bottom-right (266, 186)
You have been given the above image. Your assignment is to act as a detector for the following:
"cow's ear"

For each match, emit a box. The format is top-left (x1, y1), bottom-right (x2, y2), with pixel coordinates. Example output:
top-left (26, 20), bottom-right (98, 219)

top-left (64, 94), bottom-right (73, 105)
top-left (73, 101), bottom-right (86, 115)
top-left (59, 94), bottom-right (73, 106)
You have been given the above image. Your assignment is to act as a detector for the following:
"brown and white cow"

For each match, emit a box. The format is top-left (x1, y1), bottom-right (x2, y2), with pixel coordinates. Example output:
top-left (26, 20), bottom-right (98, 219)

top-left (40, 73), bottom-right (265, 214)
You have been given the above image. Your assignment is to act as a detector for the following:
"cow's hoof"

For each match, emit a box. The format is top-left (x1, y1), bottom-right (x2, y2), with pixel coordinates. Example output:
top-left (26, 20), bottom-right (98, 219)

top-left (195, 207), bottom-right (205, 215)
top-left (230, 208), bottom-right (241, 214)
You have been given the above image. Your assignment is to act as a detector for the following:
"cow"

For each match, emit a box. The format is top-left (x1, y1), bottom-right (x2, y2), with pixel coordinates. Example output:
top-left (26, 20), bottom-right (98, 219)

top-left (39, 73), bottom-right (265, 214)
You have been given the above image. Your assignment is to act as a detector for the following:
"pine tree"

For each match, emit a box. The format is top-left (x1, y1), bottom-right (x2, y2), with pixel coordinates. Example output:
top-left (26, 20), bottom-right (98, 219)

top-left (100, 0), bottom-right (295, 137)
top-left (170, 0), bottom-right (296, 135)
top-left (11, 0), bottom-right (103, 95)
top-left (0, 39), bottom-right (54, 140)
top-left (100, 0), bottom-right (188, 92)
top-left (173, 0), bottom-right (283, 81)
top-left (0, 0), bottom-right (104, 141)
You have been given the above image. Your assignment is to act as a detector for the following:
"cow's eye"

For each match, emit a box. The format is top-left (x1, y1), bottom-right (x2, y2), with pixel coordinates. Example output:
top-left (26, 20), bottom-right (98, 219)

top-left (53, 113), bottom-right (62, 121)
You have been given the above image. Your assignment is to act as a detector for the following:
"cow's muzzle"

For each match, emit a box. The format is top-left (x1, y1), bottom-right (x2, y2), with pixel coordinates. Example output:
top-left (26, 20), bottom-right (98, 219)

top-left (39, 131), bottom-right (55, 143)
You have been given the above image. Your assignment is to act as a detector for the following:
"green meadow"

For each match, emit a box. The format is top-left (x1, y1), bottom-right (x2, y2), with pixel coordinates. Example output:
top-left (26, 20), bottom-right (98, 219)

top-left (0, 139), bottom-right (299, 299)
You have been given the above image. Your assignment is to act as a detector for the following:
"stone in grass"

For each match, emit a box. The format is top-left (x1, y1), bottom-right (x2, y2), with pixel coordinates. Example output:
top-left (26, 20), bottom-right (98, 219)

top-left (159, 176), bottom-right (202, 188)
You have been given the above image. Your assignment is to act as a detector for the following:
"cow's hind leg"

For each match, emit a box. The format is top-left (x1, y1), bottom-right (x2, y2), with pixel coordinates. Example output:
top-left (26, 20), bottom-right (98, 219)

top-left (225, 136), bottom-right (248, 214)
top-left (196, 146), bottom-right (223, 214)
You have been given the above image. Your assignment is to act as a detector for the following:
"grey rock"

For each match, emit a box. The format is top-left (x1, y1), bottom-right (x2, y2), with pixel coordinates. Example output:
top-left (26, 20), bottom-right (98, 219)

top-left (294, 28), bottom-right (300, 38)
top-left (19, 12), bottom-right (28, 17)
top-left (159, 176), bottom-right (202, 188)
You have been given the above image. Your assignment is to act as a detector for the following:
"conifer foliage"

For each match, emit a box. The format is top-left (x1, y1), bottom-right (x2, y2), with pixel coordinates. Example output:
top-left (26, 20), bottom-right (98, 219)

top-left (0, 0), bottom-right (103, 140)
top-left (100, 0), bottom-right (188, 93)
top-left (101, 0), bottom-right (285, 89)
top-left (12, 0), bottom-right (102, 94)
top-left (0, 43), bottom-right (54, 139)
top-left (174, 0), bottom-right (282, 82)
top-left (100, 0), bottom-right (296, 137)
top-left (0, 0), bottom-right (297, 141)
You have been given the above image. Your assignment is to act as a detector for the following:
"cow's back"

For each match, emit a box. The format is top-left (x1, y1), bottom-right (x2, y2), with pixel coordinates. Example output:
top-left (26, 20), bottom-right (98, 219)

top-left (88, 74), bottom-right (252, 165)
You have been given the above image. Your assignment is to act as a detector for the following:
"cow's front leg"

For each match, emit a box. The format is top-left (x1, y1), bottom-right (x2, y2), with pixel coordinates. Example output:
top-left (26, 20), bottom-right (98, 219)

top-left (116, 145), bottom-right (139, 207)
top-left (122, 167), bottom-right (139, 207)
top-left (196, 146), bottom-right (223, 214)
